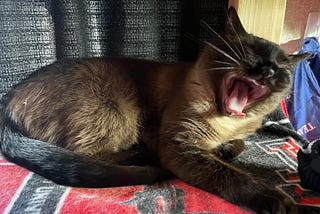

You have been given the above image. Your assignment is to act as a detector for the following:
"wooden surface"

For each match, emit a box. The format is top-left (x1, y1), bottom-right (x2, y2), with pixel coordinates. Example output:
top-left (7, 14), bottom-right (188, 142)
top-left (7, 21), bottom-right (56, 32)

top-left (229, 0), bottom-right (287, 44)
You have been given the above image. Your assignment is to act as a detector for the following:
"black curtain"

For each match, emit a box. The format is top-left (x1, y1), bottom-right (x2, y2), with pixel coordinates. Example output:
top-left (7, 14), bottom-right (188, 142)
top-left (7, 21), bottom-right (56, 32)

top-left (0, 0), bottom-right (228, 97)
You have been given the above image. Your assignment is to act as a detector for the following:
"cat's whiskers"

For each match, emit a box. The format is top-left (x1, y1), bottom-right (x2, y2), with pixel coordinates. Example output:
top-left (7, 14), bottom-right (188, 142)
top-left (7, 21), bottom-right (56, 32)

top-left (207, 66), bottom-right (239, 71)
top-left (185, 33), bottom-right (241, 66)
top-left (201, 20), bottom-right (243, 60)
top-left (204, 40), bottom-right (240, 66)
top-left (229, 43), bottom-right (244, 59)
top-left (213, 60), bottom-right (235, 66)
top-left (227, 22), bottom-right (247, 58)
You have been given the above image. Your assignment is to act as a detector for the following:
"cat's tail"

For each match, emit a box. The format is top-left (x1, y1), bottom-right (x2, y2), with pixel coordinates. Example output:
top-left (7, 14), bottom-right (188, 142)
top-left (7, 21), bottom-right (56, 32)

top-left (0, 103), bottom-right (170, 188)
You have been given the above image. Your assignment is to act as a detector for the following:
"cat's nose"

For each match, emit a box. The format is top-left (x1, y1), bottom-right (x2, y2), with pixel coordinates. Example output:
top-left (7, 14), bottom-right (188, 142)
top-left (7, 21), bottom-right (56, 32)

top-left (268, 70), bottom-right (291, 91)
top-left (262, 66), bottom-right (275, 78)
top-left (266, 68), bottom-right (275, 78)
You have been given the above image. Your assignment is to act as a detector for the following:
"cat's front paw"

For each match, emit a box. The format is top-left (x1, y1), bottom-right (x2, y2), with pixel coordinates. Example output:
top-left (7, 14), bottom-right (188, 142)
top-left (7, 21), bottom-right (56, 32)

top-left (262, 193), bottom-right (296, 214)
top-left (230, 178), bottom-right (296, 214)
top-left (246, 185), bottom-right (296, 214)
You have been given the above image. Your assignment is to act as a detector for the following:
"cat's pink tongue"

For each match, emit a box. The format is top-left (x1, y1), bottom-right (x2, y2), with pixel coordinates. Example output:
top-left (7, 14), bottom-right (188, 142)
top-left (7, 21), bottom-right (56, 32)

top-left (226, 81), bottom-right (249, 116)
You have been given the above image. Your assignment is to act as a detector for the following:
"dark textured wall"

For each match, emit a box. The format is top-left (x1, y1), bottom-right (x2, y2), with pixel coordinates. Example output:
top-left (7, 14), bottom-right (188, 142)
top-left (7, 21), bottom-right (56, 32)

top-left (0, 0), bottom-right (228, 96)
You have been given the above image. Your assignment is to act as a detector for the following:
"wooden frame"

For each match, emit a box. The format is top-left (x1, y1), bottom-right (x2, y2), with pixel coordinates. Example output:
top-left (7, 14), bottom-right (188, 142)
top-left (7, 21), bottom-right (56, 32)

top-left (229, 0), bottom-right (287, 44)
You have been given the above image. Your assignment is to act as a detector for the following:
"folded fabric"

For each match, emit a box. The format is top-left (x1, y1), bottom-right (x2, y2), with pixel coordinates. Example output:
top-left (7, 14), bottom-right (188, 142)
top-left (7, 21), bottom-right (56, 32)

top-left (285, 37), bottom-right (320, 142)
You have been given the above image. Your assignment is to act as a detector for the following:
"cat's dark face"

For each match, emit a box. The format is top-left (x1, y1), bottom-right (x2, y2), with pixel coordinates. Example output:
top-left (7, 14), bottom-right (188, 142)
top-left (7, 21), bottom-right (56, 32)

top-left (197, 7), bottom-right (307, 117)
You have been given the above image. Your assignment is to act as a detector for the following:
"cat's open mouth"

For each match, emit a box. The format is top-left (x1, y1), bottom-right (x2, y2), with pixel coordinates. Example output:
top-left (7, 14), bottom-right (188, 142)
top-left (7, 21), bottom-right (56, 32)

top-left (224, 73), bottom-right (270, 116)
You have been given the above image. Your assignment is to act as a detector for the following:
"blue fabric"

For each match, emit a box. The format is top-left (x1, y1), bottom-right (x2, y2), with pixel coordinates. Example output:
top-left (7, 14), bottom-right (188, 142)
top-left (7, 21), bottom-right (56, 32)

top-left (286, 37), bottom-right (320, 142)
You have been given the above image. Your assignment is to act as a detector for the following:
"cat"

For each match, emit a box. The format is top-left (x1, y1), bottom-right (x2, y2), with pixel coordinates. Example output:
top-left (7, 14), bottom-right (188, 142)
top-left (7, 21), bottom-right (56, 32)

top-left (0, 7), bottom-right (307, 213)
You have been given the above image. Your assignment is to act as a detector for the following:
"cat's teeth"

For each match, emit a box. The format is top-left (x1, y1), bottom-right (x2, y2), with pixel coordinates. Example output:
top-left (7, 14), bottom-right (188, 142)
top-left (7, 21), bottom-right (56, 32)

top-left (229, 112), bottom-right (246, 117)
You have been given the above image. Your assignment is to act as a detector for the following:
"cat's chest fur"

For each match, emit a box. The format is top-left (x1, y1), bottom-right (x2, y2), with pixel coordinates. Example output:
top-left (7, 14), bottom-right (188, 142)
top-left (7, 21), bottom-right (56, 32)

top-left (204, 114), bottom-right (263, 148)
top-left (160, 110), bottom-right (263, 152)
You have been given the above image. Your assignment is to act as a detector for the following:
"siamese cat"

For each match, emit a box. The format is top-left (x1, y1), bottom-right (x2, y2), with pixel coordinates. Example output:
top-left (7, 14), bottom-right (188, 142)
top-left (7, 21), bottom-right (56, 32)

top-left (0, 7), bottom-right (307, 213)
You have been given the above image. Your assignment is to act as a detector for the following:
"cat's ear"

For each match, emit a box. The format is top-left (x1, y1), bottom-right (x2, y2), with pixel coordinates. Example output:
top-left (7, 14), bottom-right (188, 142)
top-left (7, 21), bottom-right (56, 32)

top-left (288, 52), bottom-right (311, 64)
top-left (226, 7), bottom-right (247, 36)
